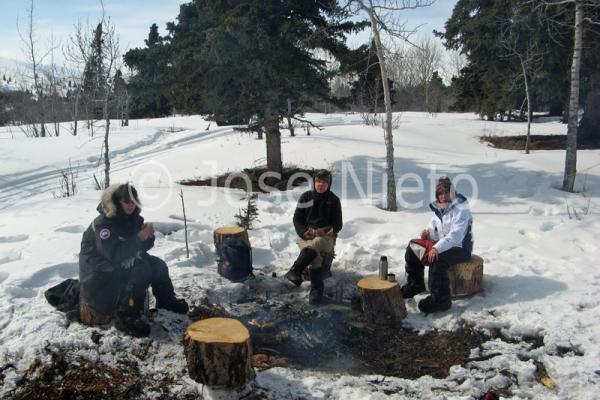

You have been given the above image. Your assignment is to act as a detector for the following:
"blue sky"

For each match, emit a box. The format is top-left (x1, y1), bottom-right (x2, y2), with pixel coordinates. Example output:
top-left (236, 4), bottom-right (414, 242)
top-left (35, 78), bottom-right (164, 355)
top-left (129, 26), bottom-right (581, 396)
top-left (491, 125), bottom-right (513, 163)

top-left (1, 0), bottom-right (457, 64)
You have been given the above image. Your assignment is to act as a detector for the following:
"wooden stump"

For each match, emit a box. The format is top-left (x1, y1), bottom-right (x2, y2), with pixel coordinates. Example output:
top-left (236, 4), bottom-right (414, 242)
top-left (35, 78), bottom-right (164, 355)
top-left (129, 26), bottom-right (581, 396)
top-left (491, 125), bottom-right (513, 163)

top-left (79, 298), bottom-right (112, 326)
top-left (448, 255), bottom-right (484, 297)
top-left (184, 317), bottom-right (255, 388)
top-left (357, 277), bottom-right (407, 325)
top-left (213, 226), bottom-right (251, 253)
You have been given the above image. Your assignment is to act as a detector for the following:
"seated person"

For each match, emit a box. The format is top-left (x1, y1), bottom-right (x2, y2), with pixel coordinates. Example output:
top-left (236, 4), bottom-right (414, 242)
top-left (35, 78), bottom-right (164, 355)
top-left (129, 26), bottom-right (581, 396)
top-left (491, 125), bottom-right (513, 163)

top-left (285, 170), bottom-right (343, 304)
top-left (79, 183), bottom-right (188, 337)
top-left (402, 176), bottom-right (473, 314)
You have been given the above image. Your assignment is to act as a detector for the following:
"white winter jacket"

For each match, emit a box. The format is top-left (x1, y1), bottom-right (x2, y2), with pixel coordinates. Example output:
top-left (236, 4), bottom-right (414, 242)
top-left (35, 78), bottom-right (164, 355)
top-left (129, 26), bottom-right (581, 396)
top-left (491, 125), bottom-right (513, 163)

top-left (427, 194), bottom-right (473, 254)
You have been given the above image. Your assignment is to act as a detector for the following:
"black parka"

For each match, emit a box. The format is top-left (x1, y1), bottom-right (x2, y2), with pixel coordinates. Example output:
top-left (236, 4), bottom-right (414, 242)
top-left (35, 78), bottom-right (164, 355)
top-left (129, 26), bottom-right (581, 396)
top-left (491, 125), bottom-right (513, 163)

top-left (79, 184), bottom-right (154, 316)
top-left (293, 180), bottom-right (343, 238)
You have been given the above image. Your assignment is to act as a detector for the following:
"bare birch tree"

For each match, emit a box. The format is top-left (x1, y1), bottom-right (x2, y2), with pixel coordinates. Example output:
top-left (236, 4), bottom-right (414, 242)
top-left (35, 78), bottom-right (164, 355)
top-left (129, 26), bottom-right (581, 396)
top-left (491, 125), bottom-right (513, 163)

top-left (533, 0), bottom-right (600, 192)
top-left (347, 0), bottom-right (435, 211)
top-left (64, 3), bottom-right (121, 188)
top-left (498, 6), bottom-right (544, 154)
top-left (410, 37), bottom-right (443, 112)
top-left (17, 0), bottom-right (51, 137)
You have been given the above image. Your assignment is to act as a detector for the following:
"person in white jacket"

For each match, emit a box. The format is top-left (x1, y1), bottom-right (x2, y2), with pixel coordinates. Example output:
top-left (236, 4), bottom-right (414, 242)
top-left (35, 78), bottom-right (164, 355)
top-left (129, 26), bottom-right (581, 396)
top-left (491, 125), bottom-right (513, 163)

top-left (401, 176), bottom-right (473, 314)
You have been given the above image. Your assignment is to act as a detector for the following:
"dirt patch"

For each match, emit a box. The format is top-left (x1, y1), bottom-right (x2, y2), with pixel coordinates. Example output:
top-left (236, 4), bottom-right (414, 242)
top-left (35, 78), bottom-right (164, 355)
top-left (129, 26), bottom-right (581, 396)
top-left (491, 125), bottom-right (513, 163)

top-left (346, 322), bottom-right (483, 379)
top-left (180, 166), bottom-right (318, 192)
top-left (3, 345), bottom-right (189, 400)
top-left (237, 300), bottom-right (483, 379)
top-left (480, 135), bottom-right (600, 150)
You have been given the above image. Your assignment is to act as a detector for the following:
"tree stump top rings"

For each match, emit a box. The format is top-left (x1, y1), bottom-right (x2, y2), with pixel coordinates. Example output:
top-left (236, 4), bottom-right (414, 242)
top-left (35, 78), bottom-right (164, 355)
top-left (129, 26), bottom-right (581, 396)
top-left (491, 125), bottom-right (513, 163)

top-left (186, 317), bottom-right (250, 344)
top-left (357, 276), bottom-right (399, 290)
top-left (214, 226), bottom-right (247, 236)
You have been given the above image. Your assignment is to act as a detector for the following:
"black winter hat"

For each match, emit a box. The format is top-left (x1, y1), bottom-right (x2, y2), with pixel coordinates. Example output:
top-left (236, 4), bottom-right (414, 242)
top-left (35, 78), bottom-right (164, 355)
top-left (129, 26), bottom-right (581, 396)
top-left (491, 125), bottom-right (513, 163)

top-left (114, 183), bottom-right (140, 205)
top-left (314, 169), bottom-right (332, 184)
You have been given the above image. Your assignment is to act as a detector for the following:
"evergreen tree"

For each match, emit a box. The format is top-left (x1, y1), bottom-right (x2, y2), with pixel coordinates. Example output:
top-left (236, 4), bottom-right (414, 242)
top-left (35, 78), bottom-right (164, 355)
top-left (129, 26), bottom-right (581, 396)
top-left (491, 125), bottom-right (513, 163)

top-left (123, 23), bottom-right (172, 117)
top-left (438, 0), bottom-right (600, 121)
top-left (82, 23), bottom-right (105, 120)
top-left (165, 0), bottom-right (359, 174)
top-left (341, 42), bottom-right (397, 113)
top-left (235, 193), bottom-right (260, 230)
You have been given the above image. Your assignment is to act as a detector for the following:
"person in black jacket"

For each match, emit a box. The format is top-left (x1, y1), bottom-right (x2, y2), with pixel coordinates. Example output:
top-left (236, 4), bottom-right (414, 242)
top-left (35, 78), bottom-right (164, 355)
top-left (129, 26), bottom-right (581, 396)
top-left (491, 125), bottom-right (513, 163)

top-left (285, 170), bottom-right (343, 304)
top-left (79, 183), bottom-right (188, 337)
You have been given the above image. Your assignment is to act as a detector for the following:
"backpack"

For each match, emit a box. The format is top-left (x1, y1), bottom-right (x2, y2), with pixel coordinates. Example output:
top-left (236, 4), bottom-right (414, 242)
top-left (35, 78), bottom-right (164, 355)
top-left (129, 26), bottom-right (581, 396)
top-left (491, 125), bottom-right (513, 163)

top-left (217, 237), bottom-right (253, 282)
top-left (44, 278), bottom-right (81, 321)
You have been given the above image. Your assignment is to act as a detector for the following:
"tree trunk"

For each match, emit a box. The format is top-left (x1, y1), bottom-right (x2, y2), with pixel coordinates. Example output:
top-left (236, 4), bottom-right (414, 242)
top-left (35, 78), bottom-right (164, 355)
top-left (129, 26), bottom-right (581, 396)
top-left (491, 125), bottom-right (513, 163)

top-left (124, 95), bottom-right (130, 127)
top-left (521, 58), bottom-right (532, 154)
top-left (264, 105), bottom-right (282, 174)
top-left (103, 98), bottom-right (111, 189)
top-left (580, 71), bottom-right (600, 142)
top-left (563, 0), bottom-right (583, 192)
top-left (367, 8), bottom-right (397, 211)
top-left (287, 98), bottom-right (295, 137)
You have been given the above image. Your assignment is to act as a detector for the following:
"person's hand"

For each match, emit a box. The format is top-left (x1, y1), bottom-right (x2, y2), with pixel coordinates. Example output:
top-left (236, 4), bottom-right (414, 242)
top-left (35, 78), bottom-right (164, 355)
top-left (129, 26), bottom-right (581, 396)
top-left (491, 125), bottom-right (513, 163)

top-left (138, 224), bottom-right (154, 241)
top-left (304, 229), bottom-right (315, 240)
top-left (427, 248), bottom-right (439, 264)
top-left (316, 228), bottom-right (326, 237)
top-left (420, 229), bottom-right (430, 240)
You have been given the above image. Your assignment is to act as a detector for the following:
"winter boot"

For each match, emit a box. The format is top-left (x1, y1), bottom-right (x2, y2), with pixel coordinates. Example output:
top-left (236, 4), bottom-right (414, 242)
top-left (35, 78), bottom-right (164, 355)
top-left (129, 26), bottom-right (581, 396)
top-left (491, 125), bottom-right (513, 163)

top-left (156, 298), bottom-right (189, 314)
top-left (309, 267), bottom-right (325, 305)
top-left (114, 312), bottom-right (151, 337)
top-left (401, 247), bottom-right (426, 298)
top-left (285, 248), bottom-right (317, 287)
top-left (115, 281), bottom-right (151, 337)
top-left (418, 268), bottom-right (451, 314)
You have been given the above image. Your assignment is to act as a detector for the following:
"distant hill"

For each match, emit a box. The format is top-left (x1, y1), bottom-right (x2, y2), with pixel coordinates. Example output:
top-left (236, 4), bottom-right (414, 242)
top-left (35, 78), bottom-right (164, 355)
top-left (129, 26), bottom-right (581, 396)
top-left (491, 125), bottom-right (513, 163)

top-left (0, 57), bottom-right (29, 92)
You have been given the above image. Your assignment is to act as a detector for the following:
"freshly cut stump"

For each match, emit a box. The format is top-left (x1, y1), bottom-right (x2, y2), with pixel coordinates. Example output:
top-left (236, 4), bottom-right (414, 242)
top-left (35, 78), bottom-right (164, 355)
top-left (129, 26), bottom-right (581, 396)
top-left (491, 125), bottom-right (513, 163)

top-left (213, 226), bottom-right (251, 252)
top-left (184, 317), bottom-right (255, 388)
top-left (357, 277), bottom-right (407, 325)
top-left (448, 255), bottom-right (484, 297)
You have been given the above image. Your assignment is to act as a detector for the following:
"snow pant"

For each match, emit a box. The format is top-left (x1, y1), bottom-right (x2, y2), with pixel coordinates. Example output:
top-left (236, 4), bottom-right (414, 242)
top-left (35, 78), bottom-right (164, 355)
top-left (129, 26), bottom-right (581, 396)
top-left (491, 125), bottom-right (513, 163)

top-left (405, 245), bottom-right (471, 299)
top-left (297, 236), bottom-right (335, 270)
top-left (118, 254), bottom-right (176, 316)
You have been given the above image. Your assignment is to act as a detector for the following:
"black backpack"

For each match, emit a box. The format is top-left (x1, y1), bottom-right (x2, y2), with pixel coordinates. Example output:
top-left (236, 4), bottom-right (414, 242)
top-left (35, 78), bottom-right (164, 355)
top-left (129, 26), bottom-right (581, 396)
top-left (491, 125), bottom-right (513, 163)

top-left (217, 237), bottom-right (253, 282)
top-left (44, 278), bottom-right (81, 321)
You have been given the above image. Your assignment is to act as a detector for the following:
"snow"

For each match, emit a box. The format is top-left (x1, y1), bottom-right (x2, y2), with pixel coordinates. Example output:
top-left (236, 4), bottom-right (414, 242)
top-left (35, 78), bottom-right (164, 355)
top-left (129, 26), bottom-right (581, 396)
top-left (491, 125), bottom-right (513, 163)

top-left (1, 112), bottom-right (599, 399)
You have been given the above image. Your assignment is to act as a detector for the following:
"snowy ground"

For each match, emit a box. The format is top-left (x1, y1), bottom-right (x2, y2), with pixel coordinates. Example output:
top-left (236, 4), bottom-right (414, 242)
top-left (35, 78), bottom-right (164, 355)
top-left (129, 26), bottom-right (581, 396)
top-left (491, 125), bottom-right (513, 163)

top-left (1, 112), bottom-right (599, 399)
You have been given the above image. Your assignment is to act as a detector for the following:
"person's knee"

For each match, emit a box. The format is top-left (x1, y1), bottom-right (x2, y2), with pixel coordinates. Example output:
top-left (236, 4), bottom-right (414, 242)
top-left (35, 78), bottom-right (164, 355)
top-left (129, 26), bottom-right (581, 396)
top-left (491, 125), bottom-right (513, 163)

top-left (312, 236), bottom-right (332, 252)
top-left (128, 263), bottom-right (153, 287)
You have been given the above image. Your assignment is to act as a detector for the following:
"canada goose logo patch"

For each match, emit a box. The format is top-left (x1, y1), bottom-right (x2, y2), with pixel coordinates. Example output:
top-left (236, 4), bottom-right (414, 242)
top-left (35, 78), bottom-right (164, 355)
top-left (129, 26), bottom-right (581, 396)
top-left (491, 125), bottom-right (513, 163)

top-left (99, 228), bottom-right (111, 240)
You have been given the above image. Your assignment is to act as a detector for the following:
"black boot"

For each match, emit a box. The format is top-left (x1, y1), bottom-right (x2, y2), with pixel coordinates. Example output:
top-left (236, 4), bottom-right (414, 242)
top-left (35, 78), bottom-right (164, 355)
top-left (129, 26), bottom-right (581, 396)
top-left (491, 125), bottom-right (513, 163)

top-left (401, 246), bottom-right (426, 298)
top-left (418, 267), bottom-right (451, 314)
top-left (285, 248), bottom-right (317, 287)
top-left (156, 298), bottom-right (189, 314)
top-left (115, 282), bottom-right (151, 337)
top-left (114, 312), bottom-right (151, 337)
top-left (309, 267), bottom-right (324, 305)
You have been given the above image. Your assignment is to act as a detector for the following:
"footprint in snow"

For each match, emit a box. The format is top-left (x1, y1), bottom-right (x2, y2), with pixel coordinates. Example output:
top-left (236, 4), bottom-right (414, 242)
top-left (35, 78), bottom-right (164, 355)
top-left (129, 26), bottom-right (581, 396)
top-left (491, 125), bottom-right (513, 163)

top-left (0, 250), bottom-right (22, 265)
top-left (55, 225), bottom-right (86, 234)
top-left (518, 229), bottom-right (538, 239)
top-left (539, 222), bottom-right (555, 232)
top-left (19, 262), bottom-right (78, 289)
top-left (0, 234), bottom-right (29, 243)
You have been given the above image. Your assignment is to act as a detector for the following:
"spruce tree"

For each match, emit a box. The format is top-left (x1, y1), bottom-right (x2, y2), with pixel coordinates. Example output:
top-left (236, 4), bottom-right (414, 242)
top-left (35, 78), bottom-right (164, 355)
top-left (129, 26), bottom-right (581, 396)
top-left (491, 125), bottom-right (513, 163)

top-left (165, 0), bottom-right (359, 174)
top-left (123, 23), bottom-right (172, 118)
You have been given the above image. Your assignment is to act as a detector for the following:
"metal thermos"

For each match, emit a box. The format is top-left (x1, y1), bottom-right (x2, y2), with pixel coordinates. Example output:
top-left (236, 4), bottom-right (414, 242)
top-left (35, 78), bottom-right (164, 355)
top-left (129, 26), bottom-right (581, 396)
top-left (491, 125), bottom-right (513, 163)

top-left (378, 256), bottom-right (388, 280)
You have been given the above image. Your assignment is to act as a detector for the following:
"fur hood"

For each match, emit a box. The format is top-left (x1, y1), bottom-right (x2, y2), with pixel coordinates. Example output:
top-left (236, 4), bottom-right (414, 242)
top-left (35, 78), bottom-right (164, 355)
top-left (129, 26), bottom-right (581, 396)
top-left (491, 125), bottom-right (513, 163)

top-left (98, 183), bottom-right (140, 218)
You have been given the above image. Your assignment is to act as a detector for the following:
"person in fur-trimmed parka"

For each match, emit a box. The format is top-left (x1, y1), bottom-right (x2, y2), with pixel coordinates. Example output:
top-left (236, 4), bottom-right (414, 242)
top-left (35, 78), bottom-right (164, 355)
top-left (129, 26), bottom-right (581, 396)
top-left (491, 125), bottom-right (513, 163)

top-left (79, 183), bottom-right (188, 337)
top-left (401, 176), bottom-right (473, 314)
